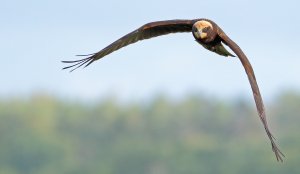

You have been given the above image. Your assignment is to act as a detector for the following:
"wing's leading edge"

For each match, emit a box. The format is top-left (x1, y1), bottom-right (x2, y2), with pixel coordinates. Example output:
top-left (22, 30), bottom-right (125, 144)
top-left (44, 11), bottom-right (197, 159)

top-left (217, 28), bottom-right (284, 162)
top-left (62, 19), bottom-right (197, 71)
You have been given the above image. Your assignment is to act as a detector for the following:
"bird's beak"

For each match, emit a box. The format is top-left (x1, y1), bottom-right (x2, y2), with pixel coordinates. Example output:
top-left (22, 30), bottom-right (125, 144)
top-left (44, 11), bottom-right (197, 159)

top-left (199, 29), bottom-right (208, 39)
top-left (197, 29), bottom-right (202, 38)
top-left (193, 28), bottom-right (202, 39)
top-left (195, 28), bottom-right (207, 39)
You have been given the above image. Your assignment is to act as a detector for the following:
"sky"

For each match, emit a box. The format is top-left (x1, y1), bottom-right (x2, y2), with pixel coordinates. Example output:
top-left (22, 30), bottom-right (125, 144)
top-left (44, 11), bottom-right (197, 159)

top-left (1, 0), bottom-right (300, 102)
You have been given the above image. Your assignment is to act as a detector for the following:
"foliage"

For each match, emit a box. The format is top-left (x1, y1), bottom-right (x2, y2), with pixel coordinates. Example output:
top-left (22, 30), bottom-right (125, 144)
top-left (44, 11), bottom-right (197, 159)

top-left (0, 92), bottom-right (299, 174)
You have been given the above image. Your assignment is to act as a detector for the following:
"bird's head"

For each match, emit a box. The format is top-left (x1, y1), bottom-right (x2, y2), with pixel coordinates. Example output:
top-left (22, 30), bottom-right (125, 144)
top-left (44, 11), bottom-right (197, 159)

top-left (192, 20), bottom-right (216, 42)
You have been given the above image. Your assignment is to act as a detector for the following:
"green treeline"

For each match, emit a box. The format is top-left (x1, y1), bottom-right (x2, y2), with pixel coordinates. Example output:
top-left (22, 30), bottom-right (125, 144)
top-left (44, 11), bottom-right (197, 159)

top-left (0, 92), bottom-right (299, 174)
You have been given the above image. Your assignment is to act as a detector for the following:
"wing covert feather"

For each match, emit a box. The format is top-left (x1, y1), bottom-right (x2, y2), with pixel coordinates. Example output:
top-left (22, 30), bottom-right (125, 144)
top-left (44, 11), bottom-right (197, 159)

top-left (62, 20), bottom-right (196, 71)
top-left (217, 29), bottom-right (284, 162)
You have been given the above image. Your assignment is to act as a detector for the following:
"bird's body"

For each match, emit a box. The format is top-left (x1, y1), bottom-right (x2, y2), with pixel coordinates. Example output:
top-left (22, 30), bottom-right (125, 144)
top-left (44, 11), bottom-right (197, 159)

top-left (62, 18), bottom-right (284, 162)
top-left (192, 20), bottom-right (234, 57)
top-left (196, 38), bottom-right (235, 57)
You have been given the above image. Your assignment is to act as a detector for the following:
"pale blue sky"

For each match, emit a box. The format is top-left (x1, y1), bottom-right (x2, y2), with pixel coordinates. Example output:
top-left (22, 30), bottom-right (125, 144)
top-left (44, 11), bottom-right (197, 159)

top-left (1, 0), bottom-right (299, 101)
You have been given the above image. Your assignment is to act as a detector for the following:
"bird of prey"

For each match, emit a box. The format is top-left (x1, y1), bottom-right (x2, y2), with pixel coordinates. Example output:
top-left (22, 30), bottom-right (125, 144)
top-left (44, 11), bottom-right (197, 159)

top-left (62, 19), bottom-right (284, 161)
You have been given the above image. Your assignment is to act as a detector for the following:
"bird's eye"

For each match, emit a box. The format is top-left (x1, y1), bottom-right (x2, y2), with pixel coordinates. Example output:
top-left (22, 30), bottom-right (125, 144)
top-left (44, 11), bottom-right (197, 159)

top-left (202, 27), bottom-right (210, 32)
top-left (192, 27), bottom-right (198, 33)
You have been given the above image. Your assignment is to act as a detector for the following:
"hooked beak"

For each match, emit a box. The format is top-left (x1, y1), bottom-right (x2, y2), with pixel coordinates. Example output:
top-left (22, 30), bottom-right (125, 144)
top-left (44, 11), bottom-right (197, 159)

top-left (199, 29), bottom-right (208, 39)
top-left (193, 27), bottom-right (207, 39)
top-left (193, 27), bottom-right (202, 39)
top-left (197, 29), bottom-right (203, 38)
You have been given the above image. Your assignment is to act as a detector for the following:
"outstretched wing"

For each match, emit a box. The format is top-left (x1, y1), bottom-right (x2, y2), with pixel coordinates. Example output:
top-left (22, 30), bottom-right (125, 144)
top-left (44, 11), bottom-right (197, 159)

top-left (62, 19), bottom-right (197, 71)
top-left (217, 28), bottom-right (284, 162)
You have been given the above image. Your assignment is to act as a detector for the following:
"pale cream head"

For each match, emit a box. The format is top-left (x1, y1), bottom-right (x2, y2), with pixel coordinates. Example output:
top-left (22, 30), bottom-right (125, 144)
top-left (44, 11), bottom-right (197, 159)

top-left (192, 20), bottom-right (213, 39)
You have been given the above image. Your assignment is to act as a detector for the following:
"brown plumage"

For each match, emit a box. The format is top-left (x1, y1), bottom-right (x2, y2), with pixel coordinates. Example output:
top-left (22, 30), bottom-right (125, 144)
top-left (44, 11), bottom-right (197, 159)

top-left (62, 19), bottom-right (284, 161)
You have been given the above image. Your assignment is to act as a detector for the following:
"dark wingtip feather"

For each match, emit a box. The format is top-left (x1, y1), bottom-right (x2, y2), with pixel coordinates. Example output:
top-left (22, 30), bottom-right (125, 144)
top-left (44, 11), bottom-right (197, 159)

top-left (269, 132), bottom-right (285, 162)
top-left (62, 54), bottom-right (96, 72)
top-left (76, 53), bottom-right (96, 57)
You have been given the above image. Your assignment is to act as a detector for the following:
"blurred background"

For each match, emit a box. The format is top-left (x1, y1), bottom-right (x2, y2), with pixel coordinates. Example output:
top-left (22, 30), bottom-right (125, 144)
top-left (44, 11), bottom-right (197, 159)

top-left (1, 0), bottom-right (300, 173)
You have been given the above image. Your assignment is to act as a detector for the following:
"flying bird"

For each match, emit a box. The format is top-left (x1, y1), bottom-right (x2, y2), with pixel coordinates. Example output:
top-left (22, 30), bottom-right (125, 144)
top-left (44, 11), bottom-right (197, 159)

top-left (62, 19), bottom-right (284, 161)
